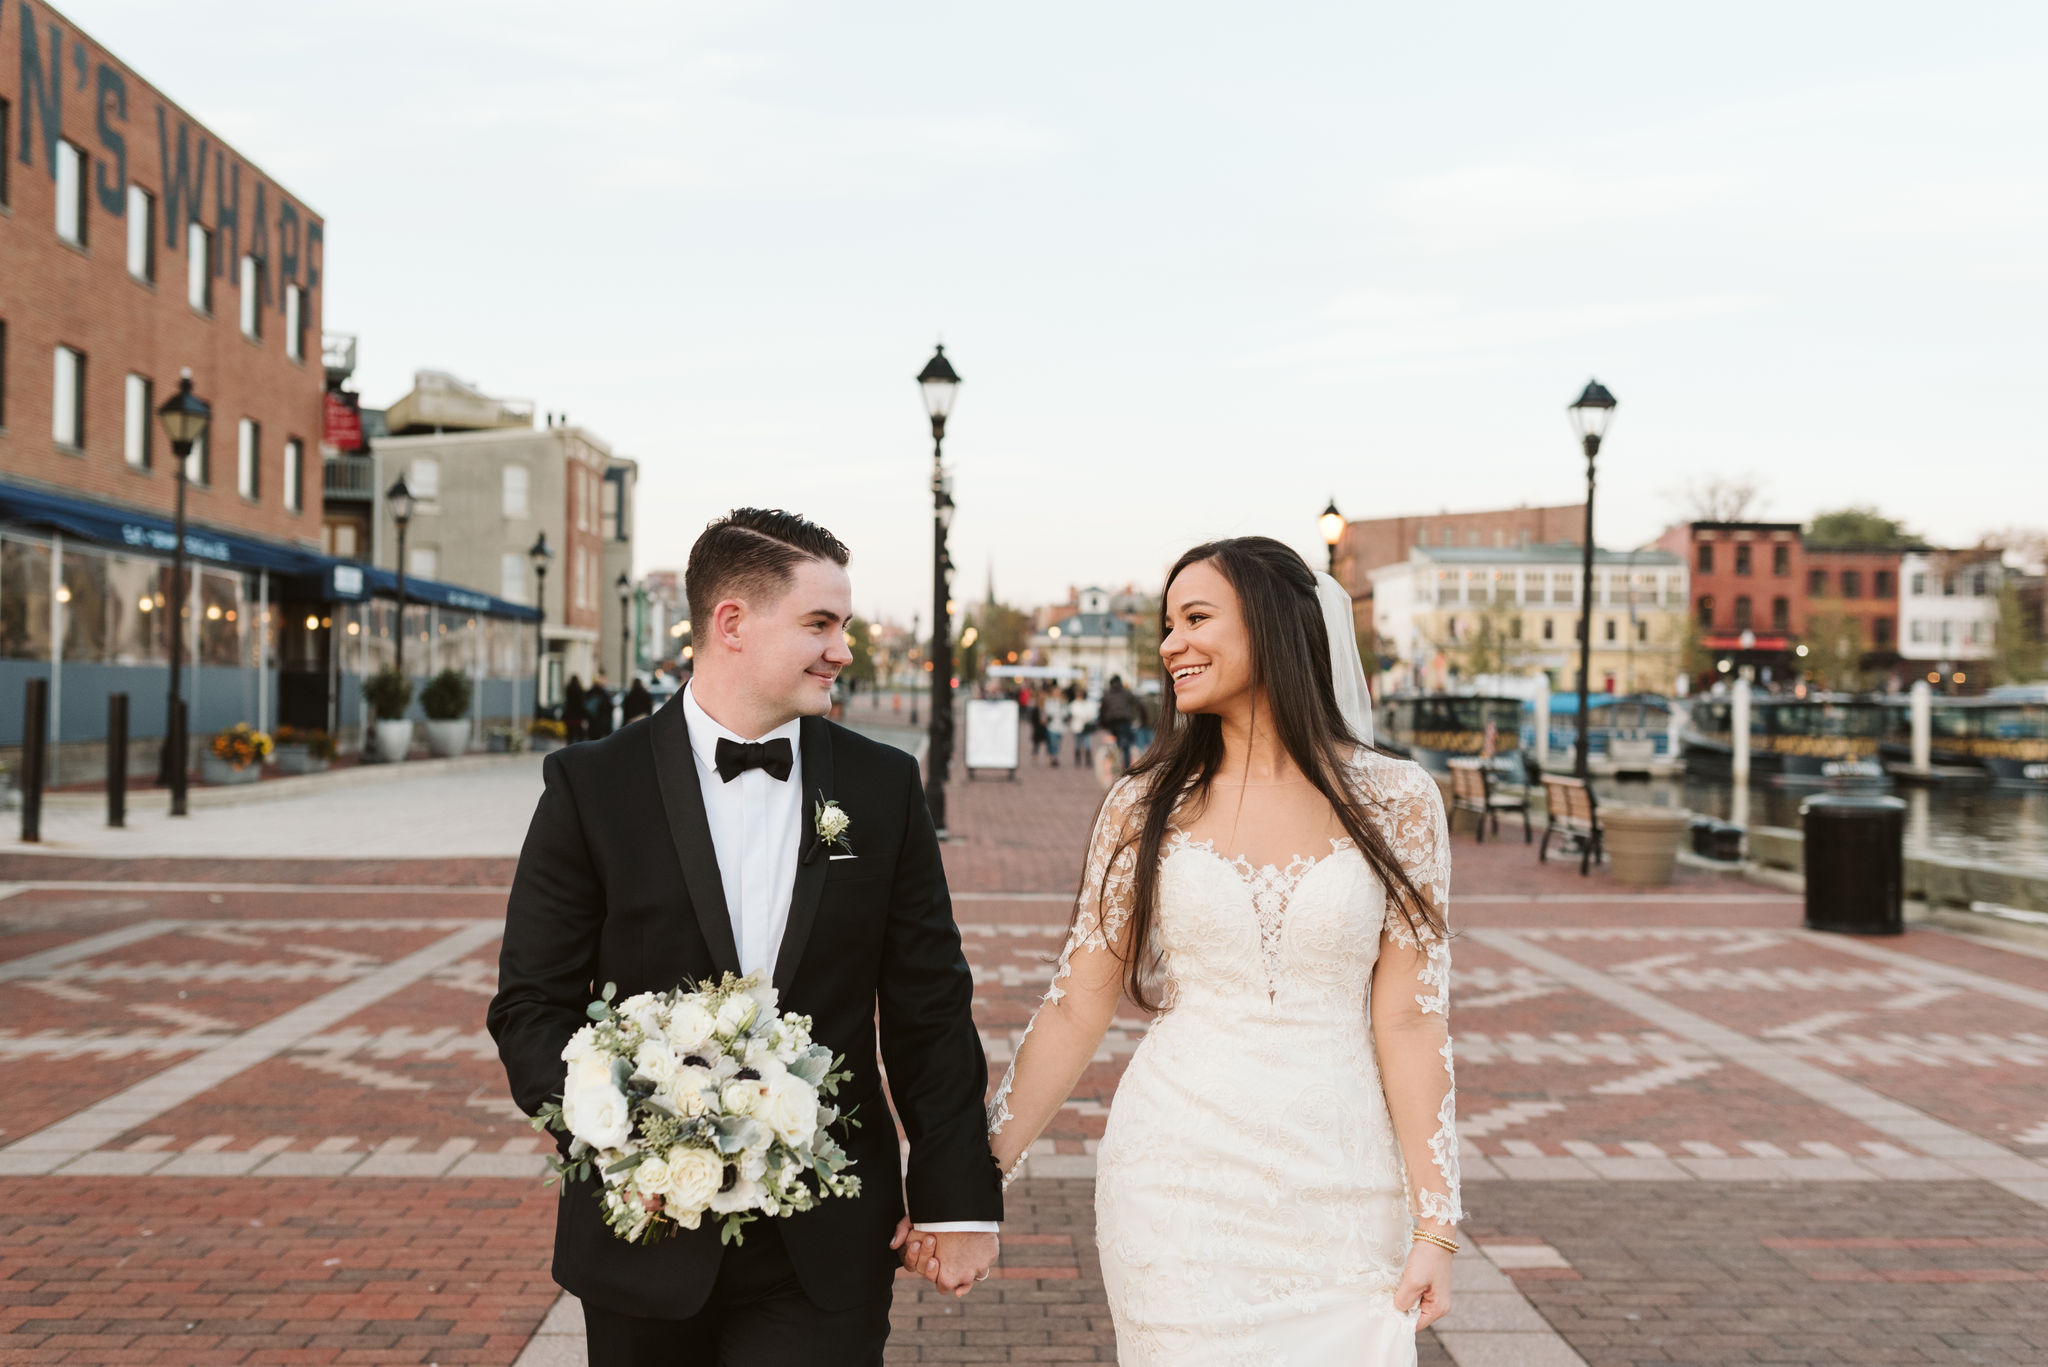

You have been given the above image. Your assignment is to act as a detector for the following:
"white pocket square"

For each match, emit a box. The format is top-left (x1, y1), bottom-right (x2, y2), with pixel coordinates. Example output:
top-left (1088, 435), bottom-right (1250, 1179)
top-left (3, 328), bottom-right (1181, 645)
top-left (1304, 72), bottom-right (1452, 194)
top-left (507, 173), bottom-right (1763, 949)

top-left (828, 853), bottom-right (859, 862)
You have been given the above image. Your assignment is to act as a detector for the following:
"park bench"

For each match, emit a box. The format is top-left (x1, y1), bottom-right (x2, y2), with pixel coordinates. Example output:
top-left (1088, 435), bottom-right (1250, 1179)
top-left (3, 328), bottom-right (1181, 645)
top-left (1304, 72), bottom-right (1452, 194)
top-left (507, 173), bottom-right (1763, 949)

top-left (1539, 773), bottom-right (1605, 875)
top-left (1447, 758), bottom-right (1531, 845)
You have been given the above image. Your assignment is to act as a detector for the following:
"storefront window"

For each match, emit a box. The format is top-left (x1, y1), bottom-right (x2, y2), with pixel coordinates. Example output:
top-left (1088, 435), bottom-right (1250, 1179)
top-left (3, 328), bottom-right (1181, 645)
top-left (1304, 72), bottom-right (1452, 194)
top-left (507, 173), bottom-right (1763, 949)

top-left (360, 600), bottom-right (396, 676)
top-left (197, 570), bottom-right (246, 667)
top-left (0, 535), bottom-right (53, 660)
top-left (60, 547), bottom-right (112, 662)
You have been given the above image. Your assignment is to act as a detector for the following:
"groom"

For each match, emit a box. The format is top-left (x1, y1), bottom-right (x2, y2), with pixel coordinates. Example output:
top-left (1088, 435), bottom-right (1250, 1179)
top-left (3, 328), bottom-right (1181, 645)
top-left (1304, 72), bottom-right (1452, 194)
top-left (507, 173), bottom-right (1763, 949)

top-left (489, 508), bottom-right (1001, 1365)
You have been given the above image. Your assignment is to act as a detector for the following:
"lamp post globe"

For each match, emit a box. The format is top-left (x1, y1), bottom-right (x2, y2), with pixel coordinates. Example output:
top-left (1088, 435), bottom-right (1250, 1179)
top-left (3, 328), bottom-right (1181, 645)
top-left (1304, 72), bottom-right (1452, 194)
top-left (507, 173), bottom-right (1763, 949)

top-left (529, 531), bottom-right (554, 718)
top-left (386, 474), bottom-right (416, 678)
top-left (916, 344), bottom-right (961, 836)
top-left (1566, 379), bottom-right (1618, 780)
top-left (154, 371), bottom-right (211, 816)
top-left (1319, 498), bottom-right (1345, 575)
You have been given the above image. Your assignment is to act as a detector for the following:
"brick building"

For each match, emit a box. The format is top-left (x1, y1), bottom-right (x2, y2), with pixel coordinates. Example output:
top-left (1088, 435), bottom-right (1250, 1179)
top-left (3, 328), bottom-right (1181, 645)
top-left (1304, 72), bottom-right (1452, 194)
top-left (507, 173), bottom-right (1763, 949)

top-left (1331, 503), bottom-right (1584, 647)
top-left (1651, 521), bottom-right (1805, 681)
top-left (0, 3), bottom-right (538, 777)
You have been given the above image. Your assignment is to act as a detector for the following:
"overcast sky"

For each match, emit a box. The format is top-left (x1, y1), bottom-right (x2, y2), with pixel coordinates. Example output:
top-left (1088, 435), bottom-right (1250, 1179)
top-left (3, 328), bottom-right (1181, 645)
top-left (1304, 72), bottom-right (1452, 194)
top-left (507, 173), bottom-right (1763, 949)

top-left (66, 0), bottom-right (2048, 622)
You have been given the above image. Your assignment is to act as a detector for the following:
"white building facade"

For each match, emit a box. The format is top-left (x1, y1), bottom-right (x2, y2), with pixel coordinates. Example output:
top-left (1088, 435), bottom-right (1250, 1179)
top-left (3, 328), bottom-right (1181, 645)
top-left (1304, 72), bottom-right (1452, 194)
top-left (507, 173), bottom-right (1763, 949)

top-left (1898, 551), bottom-right (2001, 678)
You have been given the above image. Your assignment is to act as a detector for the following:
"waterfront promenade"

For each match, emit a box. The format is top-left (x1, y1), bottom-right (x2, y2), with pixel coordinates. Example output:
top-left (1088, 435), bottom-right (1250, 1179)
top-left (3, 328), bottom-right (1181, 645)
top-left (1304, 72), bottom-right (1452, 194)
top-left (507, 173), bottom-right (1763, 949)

top-left (2, 729), bottom-right (2047, 1363)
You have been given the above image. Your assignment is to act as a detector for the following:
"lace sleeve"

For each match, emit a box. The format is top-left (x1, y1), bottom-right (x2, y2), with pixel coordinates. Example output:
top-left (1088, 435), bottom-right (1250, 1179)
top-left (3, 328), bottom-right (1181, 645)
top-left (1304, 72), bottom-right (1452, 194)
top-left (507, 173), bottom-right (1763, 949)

top-left (985, 774), bottom-right (1145, 1185)
top-left (1365, 756), bottom-right (1462, 1229)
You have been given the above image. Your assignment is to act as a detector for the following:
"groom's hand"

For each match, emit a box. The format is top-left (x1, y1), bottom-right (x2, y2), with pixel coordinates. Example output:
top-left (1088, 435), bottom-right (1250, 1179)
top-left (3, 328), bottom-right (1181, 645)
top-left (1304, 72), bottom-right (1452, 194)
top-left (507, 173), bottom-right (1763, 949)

top-left (911, 1231), bottom-right (998, 1297)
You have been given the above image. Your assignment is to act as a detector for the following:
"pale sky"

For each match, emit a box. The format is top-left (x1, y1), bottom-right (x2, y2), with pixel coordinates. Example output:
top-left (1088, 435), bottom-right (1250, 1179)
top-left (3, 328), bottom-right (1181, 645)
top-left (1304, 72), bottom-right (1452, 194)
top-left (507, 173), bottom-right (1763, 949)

top-left (65, 0), bottom-right (2048, 622)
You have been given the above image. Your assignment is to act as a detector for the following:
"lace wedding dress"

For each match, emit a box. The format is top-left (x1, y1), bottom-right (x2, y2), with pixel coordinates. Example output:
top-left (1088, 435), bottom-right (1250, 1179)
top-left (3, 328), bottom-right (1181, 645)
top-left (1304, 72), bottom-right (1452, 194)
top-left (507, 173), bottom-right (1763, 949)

top-left (988, 747), bottom-right (1461, 1366)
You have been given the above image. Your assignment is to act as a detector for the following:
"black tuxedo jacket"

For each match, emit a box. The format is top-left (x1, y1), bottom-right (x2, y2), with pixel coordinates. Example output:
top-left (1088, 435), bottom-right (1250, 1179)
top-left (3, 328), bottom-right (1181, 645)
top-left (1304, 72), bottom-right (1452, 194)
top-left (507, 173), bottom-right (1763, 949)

top-left (487, 698), bottom-right (1001, 1319)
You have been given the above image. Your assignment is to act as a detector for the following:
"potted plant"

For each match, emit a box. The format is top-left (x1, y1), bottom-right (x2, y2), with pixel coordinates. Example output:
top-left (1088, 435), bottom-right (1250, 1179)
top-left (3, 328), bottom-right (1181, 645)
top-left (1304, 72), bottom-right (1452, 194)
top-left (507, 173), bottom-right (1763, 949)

top-left (527, 717), bottom-right (567, 754)
top-left (362, 666), bottom-right (415, 763)
top-left (271, 725), bottom-right (336, 774)
top-left (487, 724), bottom-right (528, 754)
top-left (1605, 803), bottom-right (1694, 886)
top-left (202, 723), bottom-right (272, 785)
top-left (421, 668), bottom-right (474, 758)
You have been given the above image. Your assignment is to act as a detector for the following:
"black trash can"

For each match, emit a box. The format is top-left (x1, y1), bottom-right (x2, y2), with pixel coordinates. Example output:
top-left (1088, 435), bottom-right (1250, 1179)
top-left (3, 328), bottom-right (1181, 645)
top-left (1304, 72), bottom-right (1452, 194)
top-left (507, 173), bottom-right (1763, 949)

top-left (1800, 793), bottom-right (1906, 935)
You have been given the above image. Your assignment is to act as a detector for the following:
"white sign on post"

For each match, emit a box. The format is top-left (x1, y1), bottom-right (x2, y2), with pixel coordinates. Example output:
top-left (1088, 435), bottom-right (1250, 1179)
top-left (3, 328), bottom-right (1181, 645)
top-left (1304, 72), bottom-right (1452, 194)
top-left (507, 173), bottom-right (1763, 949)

top-left (964, 699), bottom-right (1021, 778)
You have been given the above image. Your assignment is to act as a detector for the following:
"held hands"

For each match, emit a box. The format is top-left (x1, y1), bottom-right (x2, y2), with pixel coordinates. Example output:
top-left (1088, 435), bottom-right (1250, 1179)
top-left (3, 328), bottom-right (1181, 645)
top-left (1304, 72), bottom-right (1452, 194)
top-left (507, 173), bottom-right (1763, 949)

top-left (890, 1219), bottom-right (998, 1297)
top-left (1392, 1238), bottom-right (1454, 1331)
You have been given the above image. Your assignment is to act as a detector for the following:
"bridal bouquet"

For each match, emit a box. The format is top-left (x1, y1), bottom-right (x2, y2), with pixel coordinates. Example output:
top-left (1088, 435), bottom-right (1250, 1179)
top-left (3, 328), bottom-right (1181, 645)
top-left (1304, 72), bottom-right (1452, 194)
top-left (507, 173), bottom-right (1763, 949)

top-left (531, 973), bottom-right (861, 1246)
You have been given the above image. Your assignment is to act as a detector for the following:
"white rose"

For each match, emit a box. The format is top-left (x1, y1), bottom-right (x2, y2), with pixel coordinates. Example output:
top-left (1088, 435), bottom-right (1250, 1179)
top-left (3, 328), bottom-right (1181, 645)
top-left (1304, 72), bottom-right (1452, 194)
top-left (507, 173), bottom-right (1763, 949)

top-left (560, 1026), bottom-right (601, 1064)
top-left (662, 1148), bottom-right (724, 1215)
top-left (738, 1149), bottom-right (768, 1182)
top-left (667, 1000), bottom-right (717, 1054)
top-left (720, 1080), bottom-right (762, 1116)
top-left (662, 1065), bottom-right (715, 1118)
top-left (633, 1041), bottom-right (681, 1092)
top-left (762, 1073), bottom-right (820, 1149)
top-left (562, 1054), bottom-right (633, 1151)
top-left (714, 995), bottom-right (756, 1038)
top-left (633, 1154), bottom-right (674, 1200)
top-left (619, 993), bottom-right (668, 1040)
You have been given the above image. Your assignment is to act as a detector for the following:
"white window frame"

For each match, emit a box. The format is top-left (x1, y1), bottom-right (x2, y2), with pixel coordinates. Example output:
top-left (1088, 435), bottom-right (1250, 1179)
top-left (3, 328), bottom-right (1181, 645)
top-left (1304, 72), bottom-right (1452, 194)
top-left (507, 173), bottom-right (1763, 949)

top-left (239, 255), bottom-right (262, 340)
top-left (186, 428), bottom-right (208, 484)
top-left (55, 139), bottom-right (86, 245)
top-left (126, 185), bottom-right (154, 281)
top-left (188, 222), bottom-right (212, 313)
top-left (502, 464), bottom-right (530, 518)
top-left (124, 373), bottom-right (152, 469)
top-left (502, 552), bottom-right (528, 604)
top-left (408, 545), bottom-right (438, 579)
top-left (53, 345), bottom-right (84, 448)
top-left (283, 437), bottom-right (303, 512)
top-left (284, 284), bottom-right (303, 361)
top-left (409, 457), bottom-right (439, 500)
top-left (237, 418), bottom-right (259, 499)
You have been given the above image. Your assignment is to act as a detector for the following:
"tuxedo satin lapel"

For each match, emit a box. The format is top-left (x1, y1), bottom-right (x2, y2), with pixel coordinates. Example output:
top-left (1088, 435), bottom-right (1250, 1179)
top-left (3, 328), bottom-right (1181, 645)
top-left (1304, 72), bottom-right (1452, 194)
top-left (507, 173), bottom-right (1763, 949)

top-left (649, 696), bottom-right (742, 977)
top-left (773, 715), bottom-right (834, 994)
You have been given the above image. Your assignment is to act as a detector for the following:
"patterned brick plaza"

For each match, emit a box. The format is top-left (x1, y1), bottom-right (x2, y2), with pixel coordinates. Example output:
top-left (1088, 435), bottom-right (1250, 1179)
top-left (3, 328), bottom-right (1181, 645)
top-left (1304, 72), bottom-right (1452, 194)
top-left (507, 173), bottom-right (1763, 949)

top-left (3, 738), bottom-right (2047, 1364)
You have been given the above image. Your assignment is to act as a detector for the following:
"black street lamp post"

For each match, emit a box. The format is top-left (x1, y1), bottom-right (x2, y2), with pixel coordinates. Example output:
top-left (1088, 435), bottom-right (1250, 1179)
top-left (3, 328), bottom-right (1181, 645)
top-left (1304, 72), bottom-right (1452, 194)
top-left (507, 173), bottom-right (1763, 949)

top-left (615, 571), bottom-right (633, 683)
top-left (908, 612), bottom-right (920, 726)
top-left (155, 371), bottom-right (211, 817)
top-left (1319, 498), bottom-right (1345, 575)
top-left (386, 474), bottom-right (416, 678)
top-left (1567, 379), bottom-right (1619, 781)
top-left (917, 344), bottom-right (961, 838)
top-left (529, 531), bottom-right (553, 717)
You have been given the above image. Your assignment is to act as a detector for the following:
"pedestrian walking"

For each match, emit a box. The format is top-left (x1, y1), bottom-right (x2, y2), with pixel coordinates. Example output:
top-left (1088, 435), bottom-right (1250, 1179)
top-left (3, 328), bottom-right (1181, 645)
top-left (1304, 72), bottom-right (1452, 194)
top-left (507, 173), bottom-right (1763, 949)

top-left (585, 672), bottom-right (615, 740)
top-left (1042, 689), bottom-right (1068, 767)
top-left (1099, 675), bottom-right (1138, 770)
top-left (1068, 686), bottom-right (1097, 768)
top-left (562, 674), bottom-right (587, 743)
top-left (621, 677), bottom-right (654, 724)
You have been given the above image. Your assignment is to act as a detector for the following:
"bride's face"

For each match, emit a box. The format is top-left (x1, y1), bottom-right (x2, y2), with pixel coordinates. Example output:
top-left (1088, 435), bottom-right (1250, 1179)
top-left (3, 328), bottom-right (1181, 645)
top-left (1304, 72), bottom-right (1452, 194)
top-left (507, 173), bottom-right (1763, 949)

top-left (1161, 560), bottom-right (1253, 716)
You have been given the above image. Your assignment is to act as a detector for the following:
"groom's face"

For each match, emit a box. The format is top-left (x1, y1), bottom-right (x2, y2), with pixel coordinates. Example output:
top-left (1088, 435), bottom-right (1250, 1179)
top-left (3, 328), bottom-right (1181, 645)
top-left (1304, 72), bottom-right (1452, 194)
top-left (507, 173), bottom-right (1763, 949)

top-left (737, 557), bottom-right (856, 721)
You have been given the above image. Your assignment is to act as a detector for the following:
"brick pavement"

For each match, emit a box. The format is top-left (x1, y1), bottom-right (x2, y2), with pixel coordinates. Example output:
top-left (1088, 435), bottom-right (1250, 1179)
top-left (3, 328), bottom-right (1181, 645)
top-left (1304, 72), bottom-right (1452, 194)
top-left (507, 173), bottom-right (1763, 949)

top-left (2, 737), bottom-right (2046, 1363)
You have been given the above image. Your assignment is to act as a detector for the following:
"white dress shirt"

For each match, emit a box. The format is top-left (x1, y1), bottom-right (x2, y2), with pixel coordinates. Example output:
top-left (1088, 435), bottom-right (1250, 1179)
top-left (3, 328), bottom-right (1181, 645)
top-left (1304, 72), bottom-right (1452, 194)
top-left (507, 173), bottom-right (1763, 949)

top-left (679, 685), bottom-right (997, 1237)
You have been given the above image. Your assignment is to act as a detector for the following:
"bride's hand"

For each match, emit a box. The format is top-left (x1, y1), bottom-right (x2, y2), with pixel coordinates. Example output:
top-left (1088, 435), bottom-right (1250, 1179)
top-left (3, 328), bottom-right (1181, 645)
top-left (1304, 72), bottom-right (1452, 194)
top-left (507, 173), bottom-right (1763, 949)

top-left (1393, 1240), bottom-right (1453, 1330)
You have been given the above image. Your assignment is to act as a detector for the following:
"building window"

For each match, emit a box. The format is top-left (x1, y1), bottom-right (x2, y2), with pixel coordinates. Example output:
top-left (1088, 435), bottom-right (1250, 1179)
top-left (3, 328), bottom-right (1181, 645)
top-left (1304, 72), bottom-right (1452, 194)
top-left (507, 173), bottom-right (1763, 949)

top-left (237, 419), bottom-right (260, 499)
top-left (239, 256), bottom-right (263, 340)
top-left (1772, 543), bottom-right (1790, 575)
top-left (186, 428), bottom-right (209, 484)
top-left (1734, 595), bottom-right (1752, 630)
top-left (1942, 576), bottom-right (1956, 597)
top-left (188, 223), bottom-right (212, 313)
top-left (602, 472), bottom-right (623, 540)
top-left (1604, 618), bottom-right (1617, 642)
top-left (1697, 543), bottom-right (1714, 574)
top-left (1510, 616), bottom-right (1522, 639)
top-left (1523, 572), bottom-right (1545, 604)
top-left (285, 284), bottom-right (304, 361)
top-left (408, 545), bottom-right (438, 579)
top-left (1841, 569), bottom-right (1862, 598)
top-left (283, 438), bottom-right (303, 512)
top-left (1697, 595), bottom-right (1714, 628)
top-left (55, 140), bottom-right (87, 245)
top-left (503, 465), bottom-right (530, 518)
top-left (1771, 596), bottom-right (1790, 631)
top-left (1910, 620), bottom-right (1927, 644)
top-left (409, 457), bottom-right (439, 499)
top-left (0, 100), bottom-right (10, 207)
top-left (1494, 529), bottom-right (1506, 548)
top-left (124, 374), bottom-right (153, 469)
top-left (1874, 617), bottom-right (1894, 648)
top-left (1636, 618), bottom-right (1648, 643)
top-left (1415, 525), bottom-right (1427, 546)
top-left (1808, 569), bottom-right (1828, 596)
top-left (1911, 572), bottom-right (1926, 596)
top-left (1552, 572), bottom-right (1576, 604)
top-left (1873, 569), bottom-right (1893, 597)
top-left (1972, 569), bottom-right (1989, 596)
top-left (1941, 620), bottom-right (1954, 646)
top-left (126, 186), bottom-right (155, 281)
top-left (1735, 543), bottom-right (1752, 576)
top-left (502, 552), bottom-right (528, 603)
top-left (1542, 618), bottom-right (1555, 641)
top-left (1440, 528), bottom-right (1454, 546)
top-left (53, 346), bottom-right (85, 448)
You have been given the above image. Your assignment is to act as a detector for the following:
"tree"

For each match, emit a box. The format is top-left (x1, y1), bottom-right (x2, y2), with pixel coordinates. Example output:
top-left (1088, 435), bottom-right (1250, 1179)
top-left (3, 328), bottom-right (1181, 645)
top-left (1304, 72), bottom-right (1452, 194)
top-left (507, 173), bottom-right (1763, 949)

top-left (842, 617), bottom-right (878, 688)
top-left (1989, 582), bottom-right (2046, 686)
top-left (1984, 526), bottom-right (2048, 576)
top-left (1451, 607), bottom-right (1515, 681)
top-left (1806, 507), bottom-right (1917, 548)
top-left (1800, 609), bottom-right (1869, 692)
top-left (1668, 475), bottom-right (1769, 522)
top-left (1125, 595), bottom-right (1164, 690)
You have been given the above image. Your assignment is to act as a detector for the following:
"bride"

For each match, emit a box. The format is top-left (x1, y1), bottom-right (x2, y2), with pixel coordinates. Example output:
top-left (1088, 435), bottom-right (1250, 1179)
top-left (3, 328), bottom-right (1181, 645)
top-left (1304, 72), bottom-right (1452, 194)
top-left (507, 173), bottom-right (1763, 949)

top-left (908, 536), bottom-right (1461, 1364)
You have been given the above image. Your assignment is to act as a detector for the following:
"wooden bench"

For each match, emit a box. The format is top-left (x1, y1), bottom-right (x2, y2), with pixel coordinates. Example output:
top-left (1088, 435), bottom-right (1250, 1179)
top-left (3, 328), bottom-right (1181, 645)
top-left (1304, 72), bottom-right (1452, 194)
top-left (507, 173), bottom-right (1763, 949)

top-left (1539, 774), bottom-right (1604, 875)
top-left (1447, 758), bottom-right (1531, 845)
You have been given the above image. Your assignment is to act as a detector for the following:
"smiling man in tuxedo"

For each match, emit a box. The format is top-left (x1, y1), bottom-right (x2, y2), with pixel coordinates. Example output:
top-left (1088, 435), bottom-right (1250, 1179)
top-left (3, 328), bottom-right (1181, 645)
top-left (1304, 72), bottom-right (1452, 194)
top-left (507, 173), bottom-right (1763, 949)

top-left (489, 508), bottom-right (1001, 1366)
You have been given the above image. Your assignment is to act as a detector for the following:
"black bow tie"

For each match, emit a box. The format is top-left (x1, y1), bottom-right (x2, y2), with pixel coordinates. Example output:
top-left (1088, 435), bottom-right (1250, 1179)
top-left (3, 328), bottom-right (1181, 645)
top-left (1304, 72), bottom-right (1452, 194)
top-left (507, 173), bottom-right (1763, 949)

top-left (715, 736), bottom-right (794, 783)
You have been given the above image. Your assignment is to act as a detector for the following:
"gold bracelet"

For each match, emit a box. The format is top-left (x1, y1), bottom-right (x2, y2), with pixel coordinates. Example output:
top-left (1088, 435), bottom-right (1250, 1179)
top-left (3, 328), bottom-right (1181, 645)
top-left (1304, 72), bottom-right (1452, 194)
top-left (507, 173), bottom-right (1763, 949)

top-left (1411, 1229), bottom-right (1459, 1253)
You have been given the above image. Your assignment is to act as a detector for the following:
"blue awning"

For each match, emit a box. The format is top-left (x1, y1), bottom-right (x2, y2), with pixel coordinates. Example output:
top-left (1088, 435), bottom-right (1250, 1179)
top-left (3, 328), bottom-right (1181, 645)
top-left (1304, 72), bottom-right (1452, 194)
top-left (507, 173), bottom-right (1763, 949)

top-left (0, 477), bottom-right (538, 622)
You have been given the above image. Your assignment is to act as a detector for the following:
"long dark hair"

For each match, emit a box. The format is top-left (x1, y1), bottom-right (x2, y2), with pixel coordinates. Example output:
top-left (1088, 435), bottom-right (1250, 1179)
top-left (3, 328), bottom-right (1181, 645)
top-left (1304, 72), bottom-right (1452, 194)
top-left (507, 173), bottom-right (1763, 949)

top-left (1090, 536), bottom-right (1447, 1013)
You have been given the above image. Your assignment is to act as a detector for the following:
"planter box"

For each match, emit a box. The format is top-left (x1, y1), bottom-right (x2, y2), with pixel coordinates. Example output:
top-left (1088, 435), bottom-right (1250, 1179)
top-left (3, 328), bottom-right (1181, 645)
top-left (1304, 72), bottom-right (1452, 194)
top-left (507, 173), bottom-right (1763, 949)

top-left (201, 753), bottom-right (263, 786)
top-left (373, 719), bottom-right (415, 763)
top-left (487, 732), bottom-right (526, 754)
top-left (273, 744), bottom-right (330, 775)
top-left (425, 719), bottom-right (471, 758)
top-left (1604, 805), bottom-right (1692, 887)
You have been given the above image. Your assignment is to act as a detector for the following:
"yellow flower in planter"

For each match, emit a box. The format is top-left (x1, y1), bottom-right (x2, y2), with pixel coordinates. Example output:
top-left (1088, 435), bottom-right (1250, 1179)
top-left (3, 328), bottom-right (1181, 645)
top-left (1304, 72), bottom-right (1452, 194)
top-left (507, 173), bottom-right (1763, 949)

top-left (209, 723), bottom-right (274, 770)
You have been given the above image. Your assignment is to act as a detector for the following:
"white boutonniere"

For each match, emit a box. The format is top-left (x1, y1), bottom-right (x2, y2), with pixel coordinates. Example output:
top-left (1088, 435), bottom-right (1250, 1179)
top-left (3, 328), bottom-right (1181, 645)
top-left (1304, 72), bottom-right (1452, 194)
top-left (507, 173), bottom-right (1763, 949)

top-left (813, 795), bottom-right (852, 855)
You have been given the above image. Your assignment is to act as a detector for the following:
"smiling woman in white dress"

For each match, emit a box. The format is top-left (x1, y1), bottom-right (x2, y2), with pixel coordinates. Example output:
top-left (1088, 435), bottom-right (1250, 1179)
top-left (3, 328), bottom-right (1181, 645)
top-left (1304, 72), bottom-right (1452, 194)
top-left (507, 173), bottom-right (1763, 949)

top-left (926, 536), bottom-right (1462, 1365)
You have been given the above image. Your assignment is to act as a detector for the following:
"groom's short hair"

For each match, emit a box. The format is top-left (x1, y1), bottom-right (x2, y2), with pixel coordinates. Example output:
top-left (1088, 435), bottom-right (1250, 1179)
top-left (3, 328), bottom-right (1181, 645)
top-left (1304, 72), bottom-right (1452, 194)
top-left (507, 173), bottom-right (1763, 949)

top-left (686, 508), bottom-right (851, 626)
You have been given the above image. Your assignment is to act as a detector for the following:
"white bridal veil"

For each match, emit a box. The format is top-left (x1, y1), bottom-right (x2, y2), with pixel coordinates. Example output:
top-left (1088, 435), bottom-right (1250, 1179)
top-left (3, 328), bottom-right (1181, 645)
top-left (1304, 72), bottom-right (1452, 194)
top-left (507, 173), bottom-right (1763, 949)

top-left (1314, 571), bottom-right (1375, 746)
